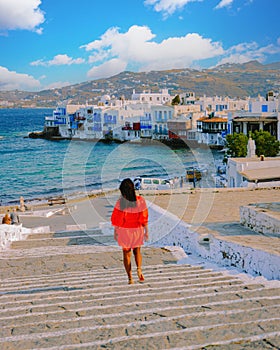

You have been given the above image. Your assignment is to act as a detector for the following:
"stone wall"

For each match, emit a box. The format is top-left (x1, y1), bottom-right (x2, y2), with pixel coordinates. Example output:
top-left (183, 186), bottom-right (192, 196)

top-left (147, 202), bottom-right (280, 280)
top-left (0, 224), bottom-right (24, 249)
top-left (240, 203), bottom-right (280, 236)
top-left (0, 224), bottom-right (50, 250)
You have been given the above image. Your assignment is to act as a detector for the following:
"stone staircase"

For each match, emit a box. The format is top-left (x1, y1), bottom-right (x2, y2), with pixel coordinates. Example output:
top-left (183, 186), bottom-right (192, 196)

top-left (11, 229), bottom-right (116, 249)
top-left (0, 229), bottom-right (280, 349)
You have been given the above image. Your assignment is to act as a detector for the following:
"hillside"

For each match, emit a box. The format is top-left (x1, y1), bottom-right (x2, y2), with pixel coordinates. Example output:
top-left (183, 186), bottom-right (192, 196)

top-left (0, 60), bottom-right (279, 108)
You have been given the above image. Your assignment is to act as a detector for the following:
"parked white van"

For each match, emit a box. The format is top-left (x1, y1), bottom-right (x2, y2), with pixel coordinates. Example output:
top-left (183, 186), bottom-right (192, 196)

top-left (134, 177), bottom-right (171, 190)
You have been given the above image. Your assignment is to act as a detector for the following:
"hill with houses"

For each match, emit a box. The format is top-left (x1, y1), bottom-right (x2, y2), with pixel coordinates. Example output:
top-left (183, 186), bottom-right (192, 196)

top-left (0, 60), bottom-right (279, 108)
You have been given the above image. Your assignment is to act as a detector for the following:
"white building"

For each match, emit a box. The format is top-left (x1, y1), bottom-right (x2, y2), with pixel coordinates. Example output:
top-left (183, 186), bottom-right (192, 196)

top-left (196, 95), bottom-right (249, 113)
top-left (178, 92), bottom-right (196, 105)
top-left (227, 156), bottom-right (280, 188)
top-left (196, 115), bottom-right (228, 147)
top-left (131, 89), bottom-right (171, 105)
top-left (229, 93), bottom-right (280, 140)
top-left (151, 105), bottom-right (174, 139)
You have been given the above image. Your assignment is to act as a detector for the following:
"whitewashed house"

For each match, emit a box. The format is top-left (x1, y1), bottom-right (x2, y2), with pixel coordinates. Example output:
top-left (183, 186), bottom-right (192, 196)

top-left (228, 92), bottom-right (280, 140)
top-left (227, 156), bottom-right (280, 188)
top-left (131, 89), bottom-right (171, 105)
top-left (227, 139), bottom-right (280, 188)
top-left (151, 105), bottom-right (174, 140)
top-left (196, 95), bottom-right (248, 114)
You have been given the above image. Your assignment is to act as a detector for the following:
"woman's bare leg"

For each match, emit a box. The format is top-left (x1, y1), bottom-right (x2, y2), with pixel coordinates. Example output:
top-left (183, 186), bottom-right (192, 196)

top-left (123, 249), bottom-right (133, 283)
top-left (133, 247), bottom-right (144, 282)
top-left (133, 247), bottom-right (142, 268)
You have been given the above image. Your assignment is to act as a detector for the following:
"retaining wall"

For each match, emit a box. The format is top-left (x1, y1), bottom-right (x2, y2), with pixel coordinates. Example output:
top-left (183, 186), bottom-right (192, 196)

top-left (147, 202), bottom-right (280, 280)
top-left (0, 224), bottom-right (50, 250)
top-left (240, 203), bottom-right (280, 236)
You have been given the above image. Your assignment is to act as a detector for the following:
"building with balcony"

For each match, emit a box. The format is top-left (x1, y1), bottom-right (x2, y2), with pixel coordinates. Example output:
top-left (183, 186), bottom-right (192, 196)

top-left (197, 115), bottom-right (228, 147)
top-left (229, 93), bottom-right (280, 140)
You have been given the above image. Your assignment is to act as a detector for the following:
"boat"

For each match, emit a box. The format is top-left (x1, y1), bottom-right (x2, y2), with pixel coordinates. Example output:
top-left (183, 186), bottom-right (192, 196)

top-left (186, 168), bottom-right (202, 181)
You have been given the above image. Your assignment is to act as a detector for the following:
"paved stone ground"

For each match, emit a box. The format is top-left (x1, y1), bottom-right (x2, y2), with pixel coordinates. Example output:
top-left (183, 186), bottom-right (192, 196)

top-left (151, 187), bottom-right (280, 256)
top-left (1, 187), bottom-right (280, 349)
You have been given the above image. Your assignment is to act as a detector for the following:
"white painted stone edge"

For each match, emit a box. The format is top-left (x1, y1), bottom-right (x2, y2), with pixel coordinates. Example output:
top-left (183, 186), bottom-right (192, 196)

top-left (146, 201), bottom-right (280, 281)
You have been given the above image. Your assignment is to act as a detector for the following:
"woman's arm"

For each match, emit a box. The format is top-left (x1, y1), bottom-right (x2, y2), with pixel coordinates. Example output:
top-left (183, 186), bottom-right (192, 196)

top-left (113, 227), bottom-right (118, 241)
top-left (143, 224), bottom-right (149, 241)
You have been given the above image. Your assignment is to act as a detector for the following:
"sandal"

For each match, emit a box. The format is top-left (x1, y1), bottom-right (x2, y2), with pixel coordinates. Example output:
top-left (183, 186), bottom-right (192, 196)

top-left (128, 278), bottom-right (134, 285)
top-left (137, 268), bottom-right (145, 283)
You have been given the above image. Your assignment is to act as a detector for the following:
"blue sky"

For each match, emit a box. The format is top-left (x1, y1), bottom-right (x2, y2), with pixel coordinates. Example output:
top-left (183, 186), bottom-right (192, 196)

top-left (0, 0), bottom-right (279, 91)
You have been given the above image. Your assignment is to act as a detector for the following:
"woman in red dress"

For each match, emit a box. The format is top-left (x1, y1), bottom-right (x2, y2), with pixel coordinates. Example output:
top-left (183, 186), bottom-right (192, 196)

top-left (111, 178), bottom-right (149, 284)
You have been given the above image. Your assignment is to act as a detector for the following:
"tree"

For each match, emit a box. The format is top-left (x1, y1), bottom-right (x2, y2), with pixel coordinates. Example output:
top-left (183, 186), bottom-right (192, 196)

top-left (171, 94), bottom-right (180, 105)
top-left (251, 130), bottom-right (280, 157)
top-left (225, 133), bottom-right (248, 158)
top-left (225, 130), bottom-right (280, 159)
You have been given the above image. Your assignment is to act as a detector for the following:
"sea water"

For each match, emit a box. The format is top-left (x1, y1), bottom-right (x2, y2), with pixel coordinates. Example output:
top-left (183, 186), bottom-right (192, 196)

top-left (0, 108), bottom-right (222, 206)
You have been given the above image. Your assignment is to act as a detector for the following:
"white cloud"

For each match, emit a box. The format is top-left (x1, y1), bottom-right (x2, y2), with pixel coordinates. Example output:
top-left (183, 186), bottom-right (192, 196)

top-left (0, 0), bottom-right (45, 34)
top-left (82, 25), bottom-right (279, 80)
top-left (0, 66), bottom-right (41, 91)
top-left (144, 0), bottom-right (199, 17)
top-left (87, 58), bottom-right (127, 80)
top-left (31, 54), bottom-right (85, 66)
top-left (216, 41), bottom-right (280, 65)
top-left (144, 0), bottom-right (251, 15)
top-left (88, 51), bottom-right (110, 64)
top-left (215, 0), bottom-right (233, 10)
top-left (82, 25), bottom-right (224, 77)
top-left (44, 81), bottom-right (72, 90)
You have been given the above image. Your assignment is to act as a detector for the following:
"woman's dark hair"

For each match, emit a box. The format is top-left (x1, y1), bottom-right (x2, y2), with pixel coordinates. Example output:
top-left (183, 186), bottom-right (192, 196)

top-left (119, 178), bottom-right (137, 210)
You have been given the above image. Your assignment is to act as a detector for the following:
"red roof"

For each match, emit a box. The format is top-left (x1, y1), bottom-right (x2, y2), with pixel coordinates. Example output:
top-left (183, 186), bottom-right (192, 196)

top-left (198, 117), bottom-right (228, 122)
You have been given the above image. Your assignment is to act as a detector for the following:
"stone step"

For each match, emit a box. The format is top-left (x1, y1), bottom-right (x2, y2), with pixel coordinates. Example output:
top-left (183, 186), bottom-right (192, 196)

top-left (0, 278), bottom-right (247, 311)
top-left (2, 296), bottom-right (280, 338)
top-left (0, 246), bottom-right (178, 279)
top-left (54, 229), bottom-right (103, 237)
top-left (0, 265), bottom-right (278, 349)
top-left (25, 229), bottom-right (104, 240)
top-left (0, 265), bottom-right (275, 300)
top-left (1, 230), bottom-right (279, 349)
top-left (0, 307), bottom-right (279, 349)
top-left (0, 275), bottom-right (269, 315)
top-left (0, 282), bottom-right (269, 331)
top-left (1, 283), bottom-right (279, 322)
top-left (0, 275), bottom-right (249, 304)
top-left (0, 282), bottom-right (278, 331)
top-left (0, 264), bottom-right (234, 292)
top-left (26, 232), bottom-right (54, 239)
top-left (10, 234), bottom-right (116, 249)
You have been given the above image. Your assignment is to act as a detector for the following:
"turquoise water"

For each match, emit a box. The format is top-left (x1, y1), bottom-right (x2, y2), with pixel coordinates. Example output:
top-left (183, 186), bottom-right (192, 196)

top-left (0, 108), bottom-right (220, 206)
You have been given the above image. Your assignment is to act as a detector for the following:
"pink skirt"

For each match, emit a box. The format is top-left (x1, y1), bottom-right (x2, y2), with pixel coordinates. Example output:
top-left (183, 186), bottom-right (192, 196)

top-left (116, 227), bottom-right (144, 249)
